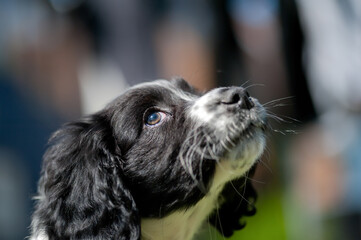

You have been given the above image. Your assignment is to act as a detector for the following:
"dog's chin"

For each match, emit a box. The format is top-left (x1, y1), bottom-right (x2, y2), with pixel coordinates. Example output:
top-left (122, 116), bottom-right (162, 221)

top-left (215, 125), bottom-right (265, 182)
top-left (231, 128), bottom-right (265, 163)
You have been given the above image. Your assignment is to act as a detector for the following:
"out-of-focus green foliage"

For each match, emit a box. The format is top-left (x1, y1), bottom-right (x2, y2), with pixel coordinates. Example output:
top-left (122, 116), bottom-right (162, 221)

top-left (205, 189), bottom-right (286, 240)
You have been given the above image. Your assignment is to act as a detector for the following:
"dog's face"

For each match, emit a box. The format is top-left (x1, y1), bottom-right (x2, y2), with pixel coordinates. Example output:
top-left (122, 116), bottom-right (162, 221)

top-left (31, 78), bottom-right (267, 240)
top-left (113, 79), bottom-right (266, 216)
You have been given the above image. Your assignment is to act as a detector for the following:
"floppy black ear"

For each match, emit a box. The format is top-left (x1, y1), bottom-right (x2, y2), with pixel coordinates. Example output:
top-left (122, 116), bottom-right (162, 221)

top-left (32, 114), bottom-right (140, 240)
top-left (209, 165), bottom-right (257, 237)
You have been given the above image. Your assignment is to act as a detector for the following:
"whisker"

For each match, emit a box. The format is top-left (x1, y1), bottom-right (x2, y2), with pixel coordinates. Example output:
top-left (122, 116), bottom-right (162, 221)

top-left (267, 115), bottom-right (286, 123)
top-left (229, 180), bottom-right (253, 206)
top-left (215, 201), bottom-right (226, 240)
top-left (243, 83), bottom-right (266, 91)
top-left (266, 111), bottom-right (300, 125)
top-left (266, 103), bottom-right (291, 108)
top-left (220, 140), bottom-right (232, 152)
top-left (244, 176), bottom-right (266, 185)
top-left (259, 147), bottom-right (273, 175)
top-left (272, 129), bottom-right (286, 135)
top-left (241, 80), bottom-right (251, 88)
top-left (276, 114), bottom-right (302, 123)
top-left (263, 96), bottom-right (294, 106)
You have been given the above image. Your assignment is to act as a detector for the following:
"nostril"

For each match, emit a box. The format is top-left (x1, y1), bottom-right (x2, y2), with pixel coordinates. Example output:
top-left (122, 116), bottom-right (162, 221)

top-left (240, 94), bottom-right (254, 110)
top-left (230, 93), bottom-right (241, 104)
top-left (220, 88), bottom-right (243, 105)
top-left (221, 92), bottom-right (241, 105)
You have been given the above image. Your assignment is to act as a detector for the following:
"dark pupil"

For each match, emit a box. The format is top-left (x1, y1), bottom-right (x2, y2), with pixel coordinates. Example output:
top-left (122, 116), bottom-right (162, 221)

top-left (147, 112), bottom-right (160, 124)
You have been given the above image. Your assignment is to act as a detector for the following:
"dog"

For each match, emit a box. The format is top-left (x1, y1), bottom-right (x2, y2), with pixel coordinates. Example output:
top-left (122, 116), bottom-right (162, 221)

top-left (30, 78), bottom-right (267, 240)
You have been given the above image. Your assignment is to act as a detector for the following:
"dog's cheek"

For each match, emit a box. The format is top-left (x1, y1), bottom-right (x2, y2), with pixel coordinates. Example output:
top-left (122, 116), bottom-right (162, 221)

top-left (123, 149), bottom-right (218, 218)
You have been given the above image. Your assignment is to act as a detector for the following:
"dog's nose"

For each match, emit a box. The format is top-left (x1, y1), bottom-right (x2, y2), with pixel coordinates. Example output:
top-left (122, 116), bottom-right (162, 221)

top-left (220, 88), bottom-right (254, 110)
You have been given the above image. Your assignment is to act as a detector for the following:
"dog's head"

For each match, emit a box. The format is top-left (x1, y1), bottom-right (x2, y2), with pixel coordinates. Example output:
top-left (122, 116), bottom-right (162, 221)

top-left (31, 78), bottom-right (267, 239)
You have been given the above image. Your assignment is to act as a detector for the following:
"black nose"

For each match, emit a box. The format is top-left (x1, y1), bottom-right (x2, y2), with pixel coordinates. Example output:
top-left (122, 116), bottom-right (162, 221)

top-left (221, 88), bottom-right (254, 110)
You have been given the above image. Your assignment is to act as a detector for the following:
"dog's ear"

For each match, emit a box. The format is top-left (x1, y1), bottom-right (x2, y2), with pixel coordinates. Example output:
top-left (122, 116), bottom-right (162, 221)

top-left (209, 165), bottom-right (257, 237)
top-left (33, 114), bottom-right (140, 240)
top-left (171, 77), bottom-right (200, 94)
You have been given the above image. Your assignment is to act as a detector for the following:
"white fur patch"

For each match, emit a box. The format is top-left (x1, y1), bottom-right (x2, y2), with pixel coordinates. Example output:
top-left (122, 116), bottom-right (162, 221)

top-left (188, 88), bottom-right (219, 124)
top-left (29, 217), bottom-right (49, 240)
top-left (141, 193), bottom-right (220, 240)
top-left (29, 232), bottom-right (48, 240)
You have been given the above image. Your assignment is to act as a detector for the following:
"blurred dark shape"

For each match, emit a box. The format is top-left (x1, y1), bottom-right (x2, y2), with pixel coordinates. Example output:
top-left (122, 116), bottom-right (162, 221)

top-left (66, 1), bottom-right (104, 56)
top-left (48, 0), bottom-right (84, 13)
top-left (279, 0), bottom-right (316, 122)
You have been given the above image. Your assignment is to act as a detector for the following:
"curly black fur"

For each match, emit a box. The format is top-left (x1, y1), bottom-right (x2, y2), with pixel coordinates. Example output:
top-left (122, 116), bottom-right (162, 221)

top-left (33, 115), bottom-right (140, 239)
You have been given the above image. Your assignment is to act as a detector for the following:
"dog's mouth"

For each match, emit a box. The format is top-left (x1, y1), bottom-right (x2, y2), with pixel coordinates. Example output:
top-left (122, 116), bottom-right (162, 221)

top-left (244, 117), bottom-right (268, 139)
top-left (242, 122), bottom-right (266, 138)
top-left (226, 120), bottom-right (265, 149)
top-left (225, 104), bottom-right (267, 143)
top-left (212, 104), bottom-right (267, 168)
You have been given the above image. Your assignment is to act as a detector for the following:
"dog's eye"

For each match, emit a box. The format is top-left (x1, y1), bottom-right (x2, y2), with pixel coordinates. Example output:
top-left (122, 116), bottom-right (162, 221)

top-left (145, 112), bottom-right (165, 126)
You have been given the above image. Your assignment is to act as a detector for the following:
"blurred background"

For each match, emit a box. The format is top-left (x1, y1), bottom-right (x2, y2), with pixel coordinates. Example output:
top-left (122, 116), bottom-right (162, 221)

top-left (1, 0), bottom-right (361, 239)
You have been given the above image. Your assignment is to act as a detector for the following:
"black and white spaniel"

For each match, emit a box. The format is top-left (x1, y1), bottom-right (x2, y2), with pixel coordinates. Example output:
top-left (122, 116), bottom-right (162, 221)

top-left (30, 78), bottom-right (267, 240)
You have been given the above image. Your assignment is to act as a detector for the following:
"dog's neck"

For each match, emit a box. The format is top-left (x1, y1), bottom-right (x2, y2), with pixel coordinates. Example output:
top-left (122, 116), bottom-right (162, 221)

top-left (140, 159), bottom-right (249, 240)
top-left (140, 185), bottom-right (223, 240)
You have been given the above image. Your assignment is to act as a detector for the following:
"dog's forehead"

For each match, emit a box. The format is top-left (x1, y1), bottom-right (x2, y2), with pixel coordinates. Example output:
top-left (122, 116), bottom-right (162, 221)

top-left (106, 79), bottom-right (198, 117)
top-left (130, 79), bottom-right (198, 102)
